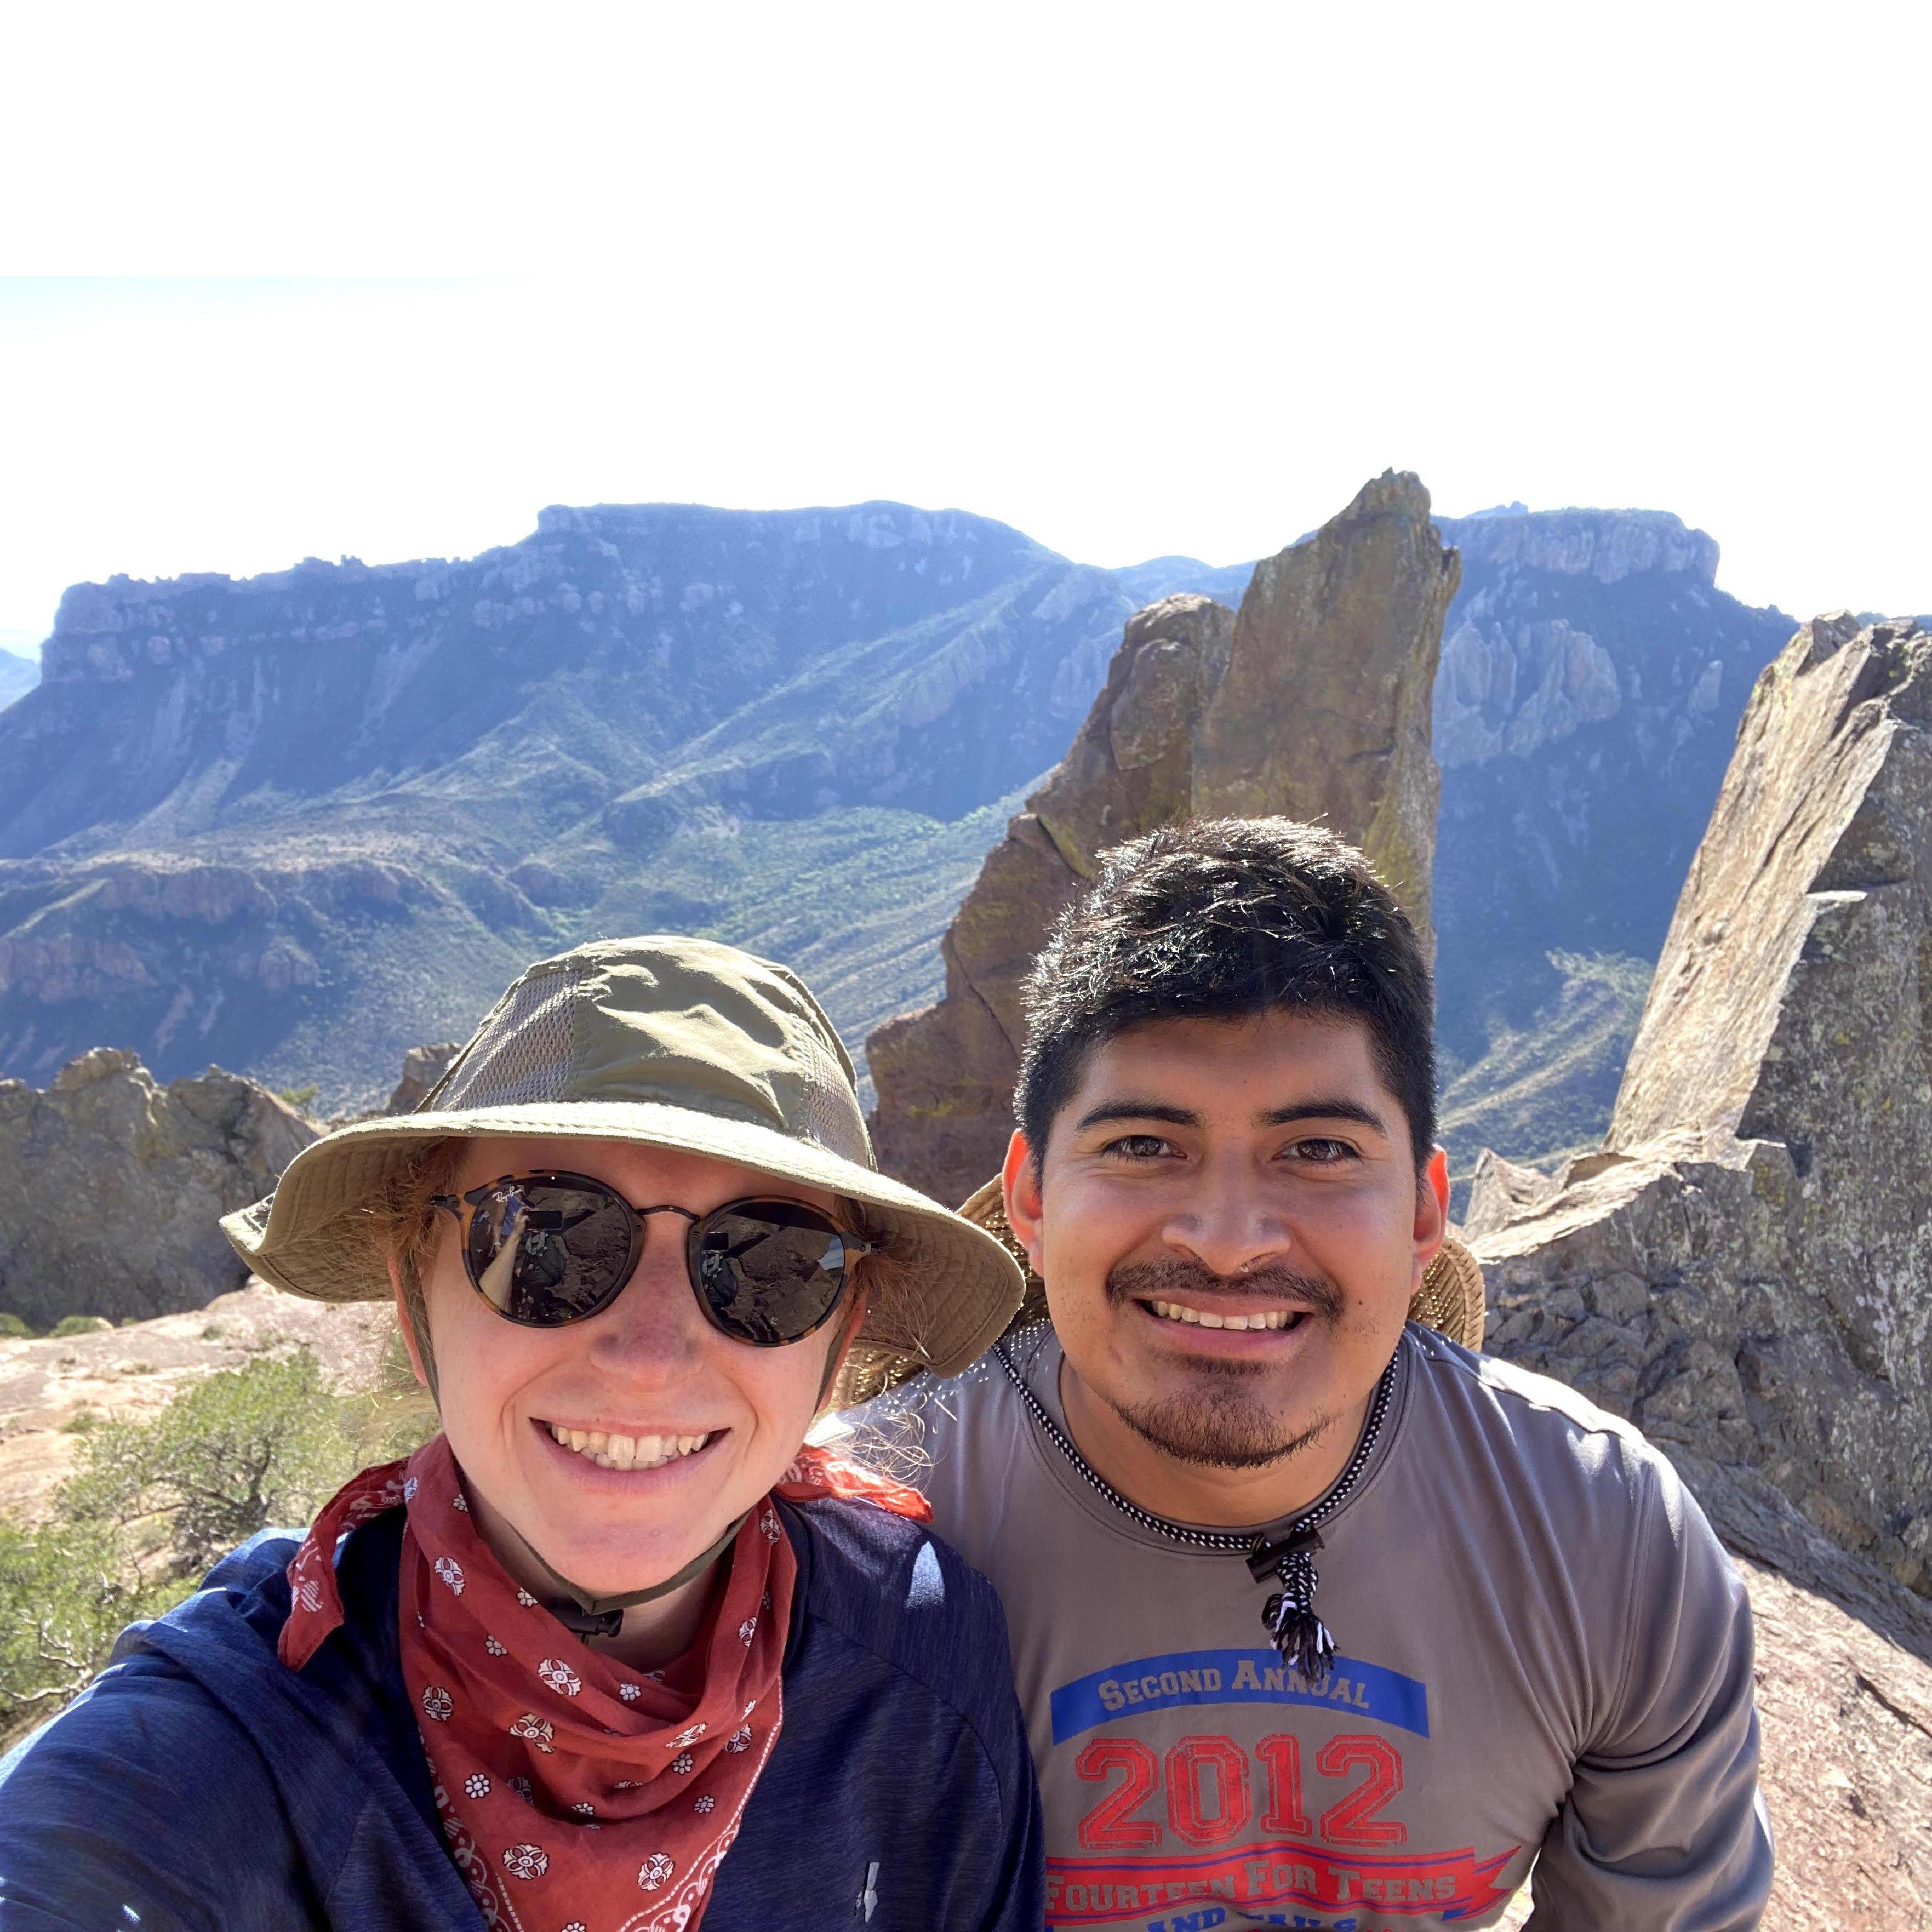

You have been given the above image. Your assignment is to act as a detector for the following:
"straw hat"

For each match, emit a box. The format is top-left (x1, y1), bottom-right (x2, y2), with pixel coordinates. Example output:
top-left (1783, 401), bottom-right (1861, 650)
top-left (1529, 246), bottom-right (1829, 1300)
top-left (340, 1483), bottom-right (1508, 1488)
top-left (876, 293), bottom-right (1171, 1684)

top-left (954, 1178), bottom-right (1490, 1353)
top-left (221, 937), bottom-right (1025, 1380)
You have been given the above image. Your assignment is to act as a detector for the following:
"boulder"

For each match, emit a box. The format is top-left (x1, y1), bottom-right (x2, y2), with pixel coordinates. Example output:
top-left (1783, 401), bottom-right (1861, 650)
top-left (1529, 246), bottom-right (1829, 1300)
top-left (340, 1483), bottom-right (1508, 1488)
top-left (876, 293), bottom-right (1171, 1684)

top-left (0, 1048), bottom-right (316, 1328)
top-left (385, 1041), bottom-right (462, 1114)
top-left (868, 472), bottom-right (1459, 1204)
top-left (1470, 617), bottom-right (1932, 1596)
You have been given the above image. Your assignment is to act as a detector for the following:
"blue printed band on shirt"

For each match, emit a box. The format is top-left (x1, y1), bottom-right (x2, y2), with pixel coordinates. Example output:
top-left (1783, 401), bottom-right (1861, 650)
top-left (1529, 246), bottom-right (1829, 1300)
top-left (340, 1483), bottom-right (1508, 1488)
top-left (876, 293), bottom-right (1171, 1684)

top-left (1049, 1649), bottom-right (1430, 1744)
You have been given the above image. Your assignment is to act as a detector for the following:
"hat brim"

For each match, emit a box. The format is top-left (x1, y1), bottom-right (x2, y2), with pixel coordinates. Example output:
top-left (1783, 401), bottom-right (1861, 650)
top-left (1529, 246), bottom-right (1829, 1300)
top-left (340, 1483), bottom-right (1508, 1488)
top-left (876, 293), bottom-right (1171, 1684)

top-left (221, 1101), bottom-right (1026, 1381)
top-left (953, 1176), bottom-right (1490, 1354)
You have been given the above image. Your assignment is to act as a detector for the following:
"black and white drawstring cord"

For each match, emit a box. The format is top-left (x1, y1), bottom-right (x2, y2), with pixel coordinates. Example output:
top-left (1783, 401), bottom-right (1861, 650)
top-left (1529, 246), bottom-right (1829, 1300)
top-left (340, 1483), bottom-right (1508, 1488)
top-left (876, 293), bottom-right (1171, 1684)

top-left (994, 1338), bottom-right (1394, 1677)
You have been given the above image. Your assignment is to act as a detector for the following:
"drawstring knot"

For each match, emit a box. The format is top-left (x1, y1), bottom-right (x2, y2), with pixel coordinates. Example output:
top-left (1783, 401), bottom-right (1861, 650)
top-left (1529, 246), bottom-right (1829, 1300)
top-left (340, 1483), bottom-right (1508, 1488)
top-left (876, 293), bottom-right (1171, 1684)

top-left (1247, 1526), bottom-right (1335, 1679)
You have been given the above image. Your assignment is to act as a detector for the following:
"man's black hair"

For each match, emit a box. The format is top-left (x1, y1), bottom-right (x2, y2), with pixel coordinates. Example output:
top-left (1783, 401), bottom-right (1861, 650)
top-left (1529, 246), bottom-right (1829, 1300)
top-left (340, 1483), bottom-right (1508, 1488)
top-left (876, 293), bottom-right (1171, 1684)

top-left (1014, 816), bottom-right (1436, 1170)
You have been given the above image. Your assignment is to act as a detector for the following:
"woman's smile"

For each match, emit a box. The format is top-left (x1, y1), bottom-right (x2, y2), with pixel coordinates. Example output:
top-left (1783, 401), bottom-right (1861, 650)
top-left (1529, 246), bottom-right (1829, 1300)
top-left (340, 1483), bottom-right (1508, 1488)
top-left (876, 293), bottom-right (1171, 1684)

top-left (534, 1417), bottom-right (721, 1474)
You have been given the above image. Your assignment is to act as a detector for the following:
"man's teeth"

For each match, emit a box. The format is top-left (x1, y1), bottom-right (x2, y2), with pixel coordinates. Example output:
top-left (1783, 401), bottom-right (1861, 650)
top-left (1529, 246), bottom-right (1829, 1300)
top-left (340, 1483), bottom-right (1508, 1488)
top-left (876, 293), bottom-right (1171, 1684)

top-left (548, 1425), bottom-right (712, 1471)
top-left (1148, 1301), bottom-right (1299, 1332)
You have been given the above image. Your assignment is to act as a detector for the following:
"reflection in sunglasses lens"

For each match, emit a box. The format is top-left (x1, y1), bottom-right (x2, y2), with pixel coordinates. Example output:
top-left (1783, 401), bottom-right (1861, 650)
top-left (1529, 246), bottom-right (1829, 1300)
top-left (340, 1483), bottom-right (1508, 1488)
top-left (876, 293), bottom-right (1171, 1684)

top-left (464, 1181), bottom-right (850, 1342)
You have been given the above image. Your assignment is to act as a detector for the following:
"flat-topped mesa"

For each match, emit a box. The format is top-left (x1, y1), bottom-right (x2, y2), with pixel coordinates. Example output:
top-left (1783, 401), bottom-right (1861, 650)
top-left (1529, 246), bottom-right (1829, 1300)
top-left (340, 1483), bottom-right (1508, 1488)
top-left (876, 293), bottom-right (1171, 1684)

top-left (1438, 506), bottom-right (1720, 587)
top-left (1472, 615), bottom-right (1932, 1598)
top-left (867, 471), bottom-right (1459, 1207)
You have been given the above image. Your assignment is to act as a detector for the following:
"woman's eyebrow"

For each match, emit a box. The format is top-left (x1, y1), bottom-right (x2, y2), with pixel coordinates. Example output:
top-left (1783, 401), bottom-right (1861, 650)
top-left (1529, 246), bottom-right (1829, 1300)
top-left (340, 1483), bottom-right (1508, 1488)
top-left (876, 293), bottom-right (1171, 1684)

top-left (1259, 1099), bottom-right (1389, 1134)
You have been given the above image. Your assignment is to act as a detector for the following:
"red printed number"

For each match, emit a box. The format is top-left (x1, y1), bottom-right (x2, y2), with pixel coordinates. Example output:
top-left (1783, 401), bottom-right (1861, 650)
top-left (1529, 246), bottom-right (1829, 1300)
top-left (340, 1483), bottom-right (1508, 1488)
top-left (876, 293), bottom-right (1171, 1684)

top-left (1165, 1735), bottom-right (1251, 1846)
top-left (1074, 1739), bottom-right (1162, 1849)
top-left (1256, 1733), bottom-right (1311, 1834)
top-left (1316, 1734), bottom-right (1407, 1847)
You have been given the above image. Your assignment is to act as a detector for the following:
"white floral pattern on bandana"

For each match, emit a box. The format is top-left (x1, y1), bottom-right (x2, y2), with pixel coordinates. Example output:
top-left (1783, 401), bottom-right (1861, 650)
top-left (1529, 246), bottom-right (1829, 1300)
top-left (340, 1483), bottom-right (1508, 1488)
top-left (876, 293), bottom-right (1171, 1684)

top-left (501, 1842), bottom-right (549, 1880)
top-left (639, 1853), bottom-right (676, 1891)
top-left (422, 1686), bottom-right (454, 1723)
top-left (435, 1557), bottom-right (465, 1595)
top-left (510, 1713), bottom-right (556, 1753)
top-left (538, 1657), bottom-right (582, 1697)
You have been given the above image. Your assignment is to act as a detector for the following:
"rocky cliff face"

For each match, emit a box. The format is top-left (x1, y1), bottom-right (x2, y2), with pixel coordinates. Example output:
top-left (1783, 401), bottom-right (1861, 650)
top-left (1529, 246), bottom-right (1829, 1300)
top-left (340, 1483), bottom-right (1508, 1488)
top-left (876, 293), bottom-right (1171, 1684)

top-left (1471, 617), bottom-right (1932, 1597)
top-left (869, 473), bottom-right (1457, 1204)
top-left (0, 1049), bottom-right (315, 1327)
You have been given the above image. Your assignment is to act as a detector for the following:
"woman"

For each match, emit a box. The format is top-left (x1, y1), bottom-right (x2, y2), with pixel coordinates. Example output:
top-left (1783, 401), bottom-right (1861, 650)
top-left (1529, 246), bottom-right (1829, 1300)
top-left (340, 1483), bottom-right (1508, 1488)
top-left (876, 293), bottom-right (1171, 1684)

top-left (0, 937), bottom-right (1041, 1930)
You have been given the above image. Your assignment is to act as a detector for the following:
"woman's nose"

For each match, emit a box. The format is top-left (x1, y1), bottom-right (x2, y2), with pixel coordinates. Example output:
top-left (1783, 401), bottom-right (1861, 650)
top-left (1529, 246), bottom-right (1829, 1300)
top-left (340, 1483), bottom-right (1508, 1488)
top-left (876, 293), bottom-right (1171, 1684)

top-left (586, 1220), bottom-right (708, 1369)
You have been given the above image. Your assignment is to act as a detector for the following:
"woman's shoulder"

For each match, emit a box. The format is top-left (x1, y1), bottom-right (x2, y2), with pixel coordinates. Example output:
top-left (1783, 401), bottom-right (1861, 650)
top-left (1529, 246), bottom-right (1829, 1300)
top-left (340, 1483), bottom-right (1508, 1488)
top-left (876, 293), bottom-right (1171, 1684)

top-left (775, 1493), bottom-right (1016, 1697)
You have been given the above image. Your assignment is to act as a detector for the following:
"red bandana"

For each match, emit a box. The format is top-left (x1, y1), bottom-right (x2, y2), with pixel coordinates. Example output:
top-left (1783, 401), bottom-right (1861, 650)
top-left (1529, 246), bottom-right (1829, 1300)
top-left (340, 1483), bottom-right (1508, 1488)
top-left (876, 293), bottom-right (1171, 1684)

top-left (282, 1434), bottom-right (928, 1931)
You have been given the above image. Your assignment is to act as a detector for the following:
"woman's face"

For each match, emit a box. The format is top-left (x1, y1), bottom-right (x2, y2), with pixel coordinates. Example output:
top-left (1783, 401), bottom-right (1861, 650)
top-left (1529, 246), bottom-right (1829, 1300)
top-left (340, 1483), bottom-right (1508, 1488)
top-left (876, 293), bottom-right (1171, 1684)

top-left (397, 1135), bottom-right (849, 1596)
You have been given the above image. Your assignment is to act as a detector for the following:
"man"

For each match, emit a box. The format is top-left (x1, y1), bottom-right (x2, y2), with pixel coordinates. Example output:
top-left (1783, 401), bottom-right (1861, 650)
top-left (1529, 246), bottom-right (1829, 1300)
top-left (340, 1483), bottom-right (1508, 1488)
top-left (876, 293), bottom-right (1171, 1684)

top-left (859, 818), bottom-right (1770, 1930)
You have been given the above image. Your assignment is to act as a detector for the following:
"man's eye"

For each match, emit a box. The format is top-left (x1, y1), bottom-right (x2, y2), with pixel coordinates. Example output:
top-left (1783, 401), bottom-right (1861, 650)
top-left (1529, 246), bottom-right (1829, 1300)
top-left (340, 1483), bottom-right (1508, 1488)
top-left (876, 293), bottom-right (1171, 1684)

top-left (1287, 1138), bottom-right (1355, 1164)
top-left (1104, 1134), bottom-right (1176, 1161)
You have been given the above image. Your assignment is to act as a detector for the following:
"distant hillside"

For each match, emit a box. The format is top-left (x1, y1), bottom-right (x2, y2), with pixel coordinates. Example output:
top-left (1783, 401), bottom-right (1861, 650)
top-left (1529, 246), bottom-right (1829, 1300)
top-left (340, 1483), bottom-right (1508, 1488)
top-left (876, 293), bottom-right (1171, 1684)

top-left (0, 497), bottom-right (1798, 1167)
top-left (0, 650), bottom-right (36, 713)
top-left (1430, 505), bottom-right (1792, 1069)
top-left (0, 506), bottom-right (1234, 1111)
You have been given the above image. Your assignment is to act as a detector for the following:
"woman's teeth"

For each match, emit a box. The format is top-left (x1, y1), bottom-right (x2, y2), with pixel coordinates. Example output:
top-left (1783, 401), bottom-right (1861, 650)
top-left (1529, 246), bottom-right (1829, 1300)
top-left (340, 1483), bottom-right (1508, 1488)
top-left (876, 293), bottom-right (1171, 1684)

top-left (1148, 1300), bottom-right (1299, 1332)
top-left (548, 1425), bottom-right (711, 1471)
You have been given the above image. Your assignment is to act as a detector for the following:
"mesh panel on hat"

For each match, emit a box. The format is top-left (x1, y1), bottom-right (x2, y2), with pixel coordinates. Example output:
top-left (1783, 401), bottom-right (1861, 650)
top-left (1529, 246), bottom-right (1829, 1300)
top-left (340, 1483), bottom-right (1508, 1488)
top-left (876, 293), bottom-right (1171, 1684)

top-left (438, 966), bottom-right (583, 1111)
top-left (788, 1022), bottom-right (874, 1169)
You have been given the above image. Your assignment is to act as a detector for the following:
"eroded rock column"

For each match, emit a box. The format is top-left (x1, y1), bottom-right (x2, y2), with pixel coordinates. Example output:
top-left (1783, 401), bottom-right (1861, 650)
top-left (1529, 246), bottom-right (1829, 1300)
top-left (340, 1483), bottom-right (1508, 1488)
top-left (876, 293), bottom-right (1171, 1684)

top-left (868, 471), bottom-right (1459, 1205)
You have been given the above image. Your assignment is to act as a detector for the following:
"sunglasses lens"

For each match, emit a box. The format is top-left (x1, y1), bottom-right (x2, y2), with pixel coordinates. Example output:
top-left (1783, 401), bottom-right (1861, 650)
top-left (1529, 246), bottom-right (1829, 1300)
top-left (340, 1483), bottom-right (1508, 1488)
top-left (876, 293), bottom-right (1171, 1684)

top-left (464, 1179), bottom-right (635, 1326)
top-left (693, 1202), bottom-right (853, 1346)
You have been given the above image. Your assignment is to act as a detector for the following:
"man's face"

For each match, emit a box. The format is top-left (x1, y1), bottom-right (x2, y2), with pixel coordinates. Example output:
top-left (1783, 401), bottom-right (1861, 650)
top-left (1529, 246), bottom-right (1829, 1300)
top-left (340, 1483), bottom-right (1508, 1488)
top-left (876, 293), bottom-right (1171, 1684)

top-left (1004, 1009), bottom-right (1448, 1476)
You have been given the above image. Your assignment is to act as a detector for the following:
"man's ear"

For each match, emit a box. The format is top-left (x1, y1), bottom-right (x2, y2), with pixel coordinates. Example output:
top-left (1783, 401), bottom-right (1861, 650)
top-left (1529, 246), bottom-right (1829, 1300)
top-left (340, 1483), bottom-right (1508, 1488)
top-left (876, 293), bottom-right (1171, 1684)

top-left (1002, 1128), bottom-right (1044, 1277)
top-left (389, 1256), bottom-right (433, 1392)
top-left (1412, 1147), bottom-right (1450, 1287)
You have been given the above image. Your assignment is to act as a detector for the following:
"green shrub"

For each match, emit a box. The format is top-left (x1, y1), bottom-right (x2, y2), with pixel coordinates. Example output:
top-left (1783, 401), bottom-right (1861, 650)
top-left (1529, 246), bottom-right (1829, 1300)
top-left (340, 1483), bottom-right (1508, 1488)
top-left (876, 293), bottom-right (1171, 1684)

top-left (0, 1518), bottom-right (189, 1736)
top-left (0, 1348), bottom-right (392, 1739)
top-left (48, 1316), bottom-right (111, 1338)
top-left (277, 1083), bottom-right (319, 1112)
top-left (61, 1352), bottom-right (362, 1573)
top-left (0, 1313), bottom-right (33, 1339)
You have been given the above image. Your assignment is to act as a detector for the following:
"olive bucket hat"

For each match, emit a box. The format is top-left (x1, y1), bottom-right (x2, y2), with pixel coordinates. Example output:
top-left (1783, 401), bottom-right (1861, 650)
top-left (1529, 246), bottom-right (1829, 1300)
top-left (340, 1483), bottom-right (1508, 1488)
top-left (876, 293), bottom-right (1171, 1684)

top-left (220, 937), bottom-right (1026, 1380)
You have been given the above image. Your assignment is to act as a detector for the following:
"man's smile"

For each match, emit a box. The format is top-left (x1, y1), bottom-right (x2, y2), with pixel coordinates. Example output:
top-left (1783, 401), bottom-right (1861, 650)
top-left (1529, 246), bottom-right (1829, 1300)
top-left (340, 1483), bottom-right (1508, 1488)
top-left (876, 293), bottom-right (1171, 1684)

top-left (1144, 1298), bottom-right (1306, 1332)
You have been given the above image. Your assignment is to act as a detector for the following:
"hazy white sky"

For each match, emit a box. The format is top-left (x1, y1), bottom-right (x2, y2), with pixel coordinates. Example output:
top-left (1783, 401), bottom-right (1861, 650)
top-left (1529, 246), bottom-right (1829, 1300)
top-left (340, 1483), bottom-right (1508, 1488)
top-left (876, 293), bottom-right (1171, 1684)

top-left (1, 2), bottom-right (1926, 651)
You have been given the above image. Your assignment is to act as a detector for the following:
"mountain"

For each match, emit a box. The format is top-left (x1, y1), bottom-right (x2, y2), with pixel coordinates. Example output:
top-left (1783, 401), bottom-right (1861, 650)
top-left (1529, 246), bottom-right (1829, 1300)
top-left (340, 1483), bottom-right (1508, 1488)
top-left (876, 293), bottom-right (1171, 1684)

top-left (1426, 506), bottom-right (1793, 1171)
top-left (0, 505), bottom-right (1236, 1111)
top-left (0, 650), bottom-right (36, 713)
top-left (0, 496), bottom-right (1796, 1158)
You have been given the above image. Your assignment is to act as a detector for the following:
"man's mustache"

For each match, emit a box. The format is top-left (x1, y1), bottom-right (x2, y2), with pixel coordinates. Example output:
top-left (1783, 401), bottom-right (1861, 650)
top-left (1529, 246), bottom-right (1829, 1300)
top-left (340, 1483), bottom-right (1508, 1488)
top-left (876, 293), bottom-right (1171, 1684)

top-left (1106, 1256), bottom-right (1345, 1323)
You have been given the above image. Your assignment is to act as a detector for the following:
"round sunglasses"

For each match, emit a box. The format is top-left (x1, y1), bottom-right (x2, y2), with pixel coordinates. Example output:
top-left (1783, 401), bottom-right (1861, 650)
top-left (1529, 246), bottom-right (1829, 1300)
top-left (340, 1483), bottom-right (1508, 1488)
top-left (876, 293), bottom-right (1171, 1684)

top-left (431, 1171), bottom-right (873, 1347)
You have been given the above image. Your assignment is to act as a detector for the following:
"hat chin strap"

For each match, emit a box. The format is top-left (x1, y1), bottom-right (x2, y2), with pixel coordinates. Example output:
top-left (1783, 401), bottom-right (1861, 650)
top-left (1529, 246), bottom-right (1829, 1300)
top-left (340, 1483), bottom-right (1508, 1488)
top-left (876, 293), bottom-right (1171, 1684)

top-left (500, 1512), bottom-right (750, 1644)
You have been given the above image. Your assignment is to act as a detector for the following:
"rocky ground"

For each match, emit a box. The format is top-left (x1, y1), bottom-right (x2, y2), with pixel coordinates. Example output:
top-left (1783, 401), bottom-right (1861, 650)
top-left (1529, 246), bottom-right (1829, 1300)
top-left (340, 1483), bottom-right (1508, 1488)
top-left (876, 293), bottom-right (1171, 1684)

top-left (0, 1282), bottom-right (393, 1521)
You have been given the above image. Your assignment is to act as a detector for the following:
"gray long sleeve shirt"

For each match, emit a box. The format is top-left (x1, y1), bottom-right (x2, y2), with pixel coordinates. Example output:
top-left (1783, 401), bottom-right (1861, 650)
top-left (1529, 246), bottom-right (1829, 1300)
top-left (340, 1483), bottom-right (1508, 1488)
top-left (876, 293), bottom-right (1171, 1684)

top-left (851, 1322), bottom-right (1771, 1930)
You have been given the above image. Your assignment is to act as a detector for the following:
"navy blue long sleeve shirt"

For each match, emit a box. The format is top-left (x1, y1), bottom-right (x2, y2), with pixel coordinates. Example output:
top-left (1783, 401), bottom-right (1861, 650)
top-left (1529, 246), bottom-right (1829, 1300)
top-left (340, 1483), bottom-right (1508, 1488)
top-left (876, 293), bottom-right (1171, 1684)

top-left (0, 1495), bottom-right (1044, 1931)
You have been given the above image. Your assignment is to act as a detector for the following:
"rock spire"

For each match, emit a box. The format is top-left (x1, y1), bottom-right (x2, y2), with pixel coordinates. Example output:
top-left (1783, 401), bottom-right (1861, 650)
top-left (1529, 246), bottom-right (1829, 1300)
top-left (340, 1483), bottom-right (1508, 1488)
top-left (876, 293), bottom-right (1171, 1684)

top-left (867, 472), bottom-right (1459, 1205)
